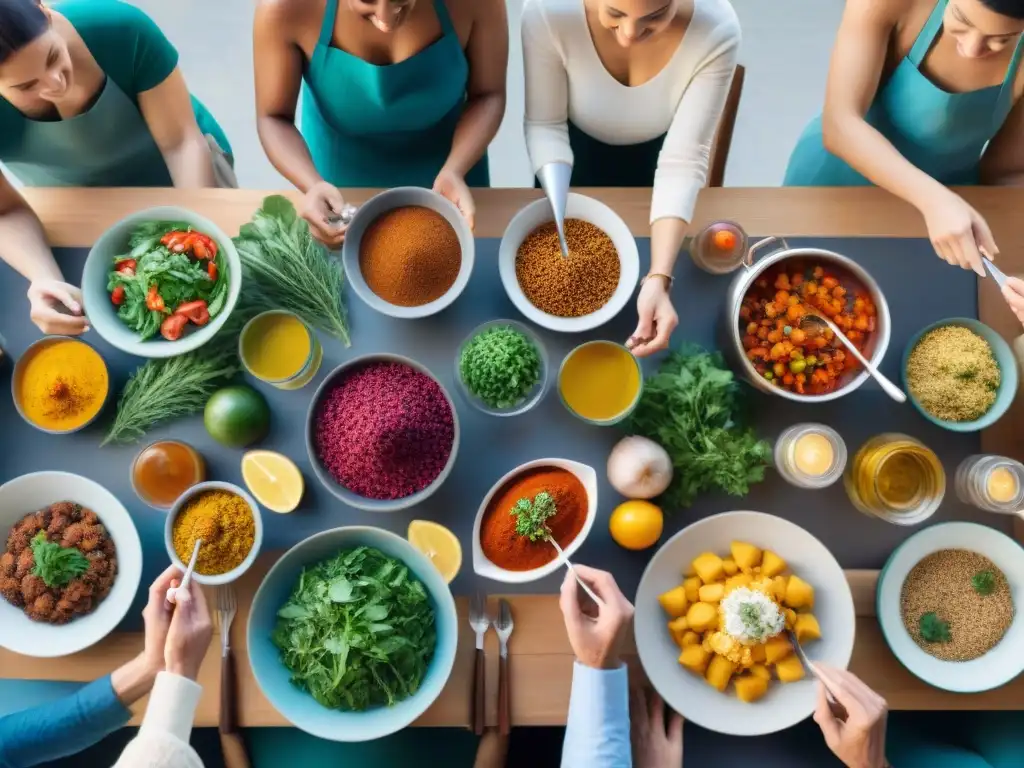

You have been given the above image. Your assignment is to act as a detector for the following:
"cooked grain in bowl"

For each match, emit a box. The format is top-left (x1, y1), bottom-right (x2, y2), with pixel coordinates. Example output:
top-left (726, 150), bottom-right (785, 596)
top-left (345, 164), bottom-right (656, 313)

top-left (906, 327), bottom-right (999, 422)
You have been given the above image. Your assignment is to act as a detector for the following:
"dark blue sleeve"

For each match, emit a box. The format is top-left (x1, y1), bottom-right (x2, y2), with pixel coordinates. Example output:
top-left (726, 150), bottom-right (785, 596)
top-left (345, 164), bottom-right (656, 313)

top-left (0, 676), bottom-right (131, 768)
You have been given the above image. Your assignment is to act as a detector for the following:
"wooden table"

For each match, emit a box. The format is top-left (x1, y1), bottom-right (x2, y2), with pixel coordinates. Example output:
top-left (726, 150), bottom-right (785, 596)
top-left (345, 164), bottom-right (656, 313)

top-left (3, 186), bottom-right (1023, 727)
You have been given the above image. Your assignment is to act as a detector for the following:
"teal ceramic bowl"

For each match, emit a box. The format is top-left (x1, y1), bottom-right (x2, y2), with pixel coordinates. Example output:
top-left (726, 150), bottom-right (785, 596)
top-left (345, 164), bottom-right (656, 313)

top-left (247, 526), bottom-right (458, 741)
top-left (901, 317), bottom-right (1018, 433)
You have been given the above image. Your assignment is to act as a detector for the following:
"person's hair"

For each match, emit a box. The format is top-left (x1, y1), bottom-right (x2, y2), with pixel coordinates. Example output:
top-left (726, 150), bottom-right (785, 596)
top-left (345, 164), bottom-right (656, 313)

top-left (0, 0), bottom-right (47, 65)
top-left (981, 0), bottom-right (1024, 21)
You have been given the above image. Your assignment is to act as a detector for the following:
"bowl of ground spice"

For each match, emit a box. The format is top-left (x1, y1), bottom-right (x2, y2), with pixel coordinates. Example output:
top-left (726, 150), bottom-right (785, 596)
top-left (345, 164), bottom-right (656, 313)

top-left (343, 187), bottom-right (473, 319)
top-left (165, 481), bottom-right (262, 586)
top-left (877, 522), bottom-right (1024, 693)
top-left (902, 318), bottom-right (1017, 432)
top-left (472, 459), bottom-right (598, 583)
top-left (12, 336), bottom-right (110, 434)
top-left (307, 354), bottom-right (459, 512)
top-left (499, 193), bottom-right (640, 332)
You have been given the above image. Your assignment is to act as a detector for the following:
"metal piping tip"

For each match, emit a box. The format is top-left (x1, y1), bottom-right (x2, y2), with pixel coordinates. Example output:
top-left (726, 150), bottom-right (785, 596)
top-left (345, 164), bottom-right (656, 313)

top-left (537, 162), bottom-right (572, 258)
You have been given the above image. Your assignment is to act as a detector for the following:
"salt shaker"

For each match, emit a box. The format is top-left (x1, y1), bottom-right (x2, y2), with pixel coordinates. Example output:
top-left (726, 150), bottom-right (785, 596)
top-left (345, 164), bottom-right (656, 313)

top-left (955, 454), bottom-right (1024, 515)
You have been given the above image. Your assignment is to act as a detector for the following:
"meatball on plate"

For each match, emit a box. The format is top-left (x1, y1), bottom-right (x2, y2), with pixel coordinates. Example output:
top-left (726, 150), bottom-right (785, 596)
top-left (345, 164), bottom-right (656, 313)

top-left (0, 472), bottom-right (142, 658)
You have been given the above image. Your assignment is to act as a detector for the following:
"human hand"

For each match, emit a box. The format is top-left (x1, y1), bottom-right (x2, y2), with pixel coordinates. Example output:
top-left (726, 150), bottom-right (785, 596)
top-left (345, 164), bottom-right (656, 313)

top-left (164, 579), bottom-right (213, 681)
top-left (631, 687), bottom-right (683, 768)
top-left (300, 180), bottom-right (348, 248)
top-left (627, 277), bottom-right (677, 357)
top-left (140, 565), bottom-right (184, 675)
top-left (433, 167), bottom-right (476, 230)
top-left (919, 188), bottom-right (996, 277)
top-left (813, 665), bottom-right (888, 768)
top-left (558, 565), bottom-right (634, 670)
top-left (27, 279), bottom-right (88, 335)
top-left (1002, 276), bottom-right (1024, 328)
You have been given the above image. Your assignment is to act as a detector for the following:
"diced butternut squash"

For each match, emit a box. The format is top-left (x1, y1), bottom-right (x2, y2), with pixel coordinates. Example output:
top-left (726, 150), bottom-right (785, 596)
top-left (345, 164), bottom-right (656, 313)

top-left (785, 575), bottom-right (815, 610)
top-left (658, 585), bottom-right (690, 618)
top-left (772, 575), bottom-right (789, 602)
top-left (724, 573), bottom-right (753, 593)
top-left (734, 674), bottom-right (769, 703)
top-left (698, 583), bottom-right (725, 603)
top-left (764, 634), bottom-right (793, 664)
top-left (784, 608), bottom-right (797, 629)
top-left (750, 643), bottom-right (767, 663)
top-left (705, 655), bottom-right (736, 692)
top-left (686, 601), bottom-right (719, 633)
top-left (679, 644), bottom-right (711, 673)
top-left (761, 550), bottom-right (787, 578)
top-left (683, 576), bottom-right (702, 604)
top-left (730, 541), bottom-right (763, 571)
top-left (702, 634), bottom-right (714, 653)
top-left (680, 630), bottom-right (701, 647)
top-left (692, 552), bottom-right (725, 584)
top-left (795, 613), bottom-right (822, 643)
top-left (749, 663), bottom-right (771, 681)
top-left (722, 557), bottom-right (739, 576)
top-left (668, 616), bottom-right (690, 646)
top-left (775, 654), bottom-right (806, 683)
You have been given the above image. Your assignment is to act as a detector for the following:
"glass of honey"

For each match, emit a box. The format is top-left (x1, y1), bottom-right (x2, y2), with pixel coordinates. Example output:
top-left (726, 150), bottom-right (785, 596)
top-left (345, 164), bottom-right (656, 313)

top-left (844, 434), bottom-right (945, 525)
top-left (132, 440), bottom-right (206, 510)
top-left (955, 455), bottom-right (1024, 514)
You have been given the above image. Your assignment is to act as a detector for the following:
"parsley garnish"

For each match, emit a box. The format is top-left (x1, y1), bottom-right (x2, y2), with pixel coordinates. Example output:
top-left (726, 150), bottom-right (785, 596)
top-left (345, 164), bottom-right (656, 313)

top-left (919, 612), bottom-right (952, 643)
top-left (972, 570), bottom-right (996, 596)
top-left (511, 492), bottom-right (557, 541)
top-left (30, 531), bottom-right (89, 588)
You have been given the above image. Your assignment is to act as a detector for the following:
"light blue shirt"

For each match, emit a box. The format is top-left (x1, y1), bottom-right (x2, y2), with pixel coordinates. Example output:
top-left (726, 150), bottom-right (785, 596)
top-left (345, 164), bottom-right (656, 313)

top-left (561, 662), bottom-right (631, 768)
top-left (0, 675), bottom-right (130, 768)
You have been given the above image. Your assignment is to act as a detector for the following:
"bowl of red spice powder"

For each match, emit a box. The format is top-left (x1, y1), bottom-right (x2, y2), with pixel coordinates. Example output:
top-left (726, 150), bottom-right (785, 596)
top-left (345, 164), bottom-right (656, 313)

top-left (306, 354), bottom-right (459, 512)
top-left (472, 459), bottom-right (598, 583)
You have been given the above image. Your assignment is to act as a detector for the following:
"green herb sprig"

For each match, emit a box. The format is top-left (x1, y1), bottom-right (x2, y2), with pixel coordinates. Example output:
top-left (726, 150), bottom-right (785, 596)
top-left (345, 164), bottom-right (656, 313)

top-left (459, 326), bottom-right (541, 408)
top-left (972, 570), bottom-right (997, 596)
top-left (919, 612), bottom-right (952, 643)
top-left (511, 491), bottom-right (557, 541)
top-left (30, 532), bottom-right (89, 588)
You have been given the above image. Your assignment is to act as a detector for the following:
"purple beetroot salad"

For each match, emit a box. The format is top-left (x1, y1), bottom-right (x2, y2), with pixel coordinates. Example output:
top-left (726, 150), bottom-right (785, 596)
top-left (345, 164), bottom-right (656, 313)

top-left (314, 361), bottom-right (455, 500)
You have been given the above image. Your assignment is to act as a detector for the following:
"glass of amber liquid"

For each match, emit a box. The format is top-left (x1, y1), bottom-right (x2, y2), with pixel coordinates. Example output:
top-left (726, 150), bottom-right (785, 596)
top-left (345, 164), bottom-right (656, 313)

top-left (844, 433), bottom-right (945, 526)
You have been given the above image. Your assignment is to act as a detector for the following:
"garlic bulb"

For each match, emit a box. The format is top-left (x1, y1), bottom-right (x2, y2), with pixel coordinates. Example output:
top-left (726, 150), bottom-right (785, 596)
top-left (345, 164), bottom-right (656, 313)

top-left (607, 436), bottom-right (673, 499)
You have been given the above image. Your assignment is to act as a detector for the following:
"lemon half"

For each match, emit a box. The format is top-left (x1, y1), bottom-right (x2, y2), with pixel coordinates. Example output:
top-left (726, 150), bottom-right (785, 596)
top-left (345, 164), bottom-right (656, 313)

top-left (407, 520), bottom-right (462, 584)
top-left (241, 450), bottom-right (304, 513)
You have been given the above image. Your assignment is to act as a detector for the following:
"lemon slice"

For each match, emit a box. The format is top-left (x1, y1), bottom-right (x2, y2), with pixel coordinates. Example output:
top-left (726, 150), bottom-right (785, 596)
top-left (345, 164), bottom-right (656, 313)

top-left (241, 450), bottom-right (304, 513)
top-left (407, 520), bottom-right (462, 584)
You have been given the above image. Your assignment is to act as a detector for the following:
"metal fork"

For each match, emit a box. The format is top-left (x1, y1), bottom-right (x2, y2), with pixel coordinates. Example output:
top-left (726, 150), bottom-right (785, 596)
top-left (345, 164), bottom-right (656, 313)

top-left (216, 585), bottom-right (250, 767)
top-left (494, 599), bottom-right (514, 736)
top-left (469, 592), bottom-right (490, 736)
top-left (786, 627), bottom-right (847, 722)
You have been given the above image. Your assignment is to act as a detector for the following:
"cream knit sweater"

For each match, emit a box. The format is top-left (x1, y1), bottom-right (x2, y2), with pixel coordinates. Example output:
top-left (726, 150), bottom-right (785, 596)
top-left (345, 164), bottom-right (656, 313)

top-left (113, 672), bottom-right (204, 768)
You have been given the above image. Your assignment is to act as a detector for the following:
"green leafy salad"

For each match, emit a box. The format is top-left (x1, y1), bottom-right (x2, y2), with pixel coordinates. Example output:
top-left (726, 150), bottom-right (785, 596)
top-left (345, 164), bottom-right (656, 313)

top-left (272, 546), bottom-right (437, 711)
top-left (106, 221), bottom-right (229, 341)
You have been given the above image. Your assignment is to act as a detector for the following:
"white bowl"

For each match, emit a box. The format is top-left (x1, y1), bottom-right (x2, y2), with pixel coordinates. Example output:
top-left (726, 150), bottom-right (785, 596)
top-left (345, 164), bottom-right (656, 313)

top-left (634, 511), bottom-right (856, 736)
top-left (82, 206), bottom-right (242, 359)
top-left (471, 458), bottom-right (598, 583)
top-left (877, 522), bottom-right (1024, 693)
top-left (498, 193), bottom-right (640, 332)
top-left (0, 472), bottom-right (143, 658)
top-left (342, 187), bottom-right (474, 319)
top-left (164, 481), bottom-right (264, 587)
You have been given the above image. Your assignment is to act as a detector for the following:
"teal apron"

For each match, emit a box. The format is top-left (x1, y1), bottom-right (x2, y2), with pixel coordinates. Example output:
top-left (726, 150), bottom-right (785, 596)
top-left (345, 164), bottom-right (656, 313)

top-left (534, 121), bottom-right (665, 188)
top-left (783, 0), bottom-right (1024, 186)
top-left (2, 77), bottom-right (229, 187)
top-left (300, 0), bottom-right (489, 188)
top-left (248, 728), bottom-right (480, 768)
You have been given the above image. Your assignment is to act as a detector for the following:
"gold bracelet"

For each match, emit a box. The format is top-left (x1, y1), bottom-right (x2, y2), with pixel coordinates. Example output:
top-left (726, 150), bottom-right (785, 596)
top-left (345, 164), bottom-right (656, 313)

top-left (641, 272), bottom-right (674, 289)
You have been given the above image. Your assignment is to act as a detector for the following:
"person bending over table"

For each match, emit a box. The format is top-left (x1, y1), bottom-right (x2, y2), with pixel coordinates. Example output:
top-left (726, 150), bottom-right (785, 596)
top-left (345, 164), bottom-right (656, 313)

top-left (522, 0), bottom-right (740, 357)
top-left (0, 0), bottom-right (235, 338)
top-left (783, 0), bottom-right (1024, 276)
top-left (0, 565), bottom-right (212, 768)
top-left (254, 0), bottom-right (508, 248)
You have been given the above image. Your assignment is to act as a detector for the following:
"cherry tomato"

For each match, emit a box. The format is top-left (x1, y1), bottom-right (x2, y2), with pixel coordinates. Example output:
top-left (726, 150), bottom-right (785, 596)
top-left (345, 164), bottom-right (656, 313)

top-left (160, 313), bottom-right (189, 341)
top-left (110, 286), bottom-right (126, 306)
top-left (146, 284), bottom-right (165, 312)
top-left (174, 299), bottom-right (210, 326)
top-left (207, 261), bottom-right (218, 281)
top-left (114, 258), bottom-right (137, 276)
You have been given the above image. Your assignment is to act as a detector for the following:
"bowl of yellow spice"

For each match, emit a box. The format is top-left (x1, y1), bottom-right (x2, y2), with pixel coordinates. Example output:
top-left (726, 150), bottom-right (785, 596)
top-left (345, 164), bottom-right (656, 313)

top-left (165, 481), bottom-right (262, 586)
top-left (12, 336), bottom-right (110, 434)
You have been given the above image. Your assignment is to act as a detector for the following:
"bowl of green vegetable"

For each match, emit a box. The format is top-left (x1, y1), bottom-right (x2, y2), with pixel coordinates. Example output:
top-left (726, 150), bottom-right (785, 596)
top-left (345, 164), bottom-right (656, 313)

top-left (454, 319), bottom-right (550, 417)
top-left (247, 526), bottom-right (458, 741)
top-left (82, 207), bottom-right (241, 358)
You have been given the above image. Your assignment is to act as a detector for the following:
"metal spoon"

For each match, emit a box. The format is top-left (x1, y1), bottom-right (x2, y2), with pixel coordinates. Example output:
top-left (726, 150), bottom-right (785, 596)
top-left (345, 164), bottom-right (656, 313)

top-left (167, 538), bottom-right (202, 605)
top-left (786, 628), bottom-right (847, 721)
top-left (548, 537), bottom-right (605, 607)
top-left (800, 311), bottom-right (906, 403)
top-left (537, 162), bottom-right (572, 259)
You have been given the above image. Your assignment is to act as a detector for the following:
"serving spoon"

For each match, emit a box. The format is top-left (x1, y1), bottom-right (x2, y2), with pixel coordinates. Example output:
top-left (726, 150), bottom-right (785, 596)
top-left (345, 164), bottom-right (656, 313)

top-left (548, 537), bottom-right (605, 607)
top-left (167, 538), bottom-right (202, 605)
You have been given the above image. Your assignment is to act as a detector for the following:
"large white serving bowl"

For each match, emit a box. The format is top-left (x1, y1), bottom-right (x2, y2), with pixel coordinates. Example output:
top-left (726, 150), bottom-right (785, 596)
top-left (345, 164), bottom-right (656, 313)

top-left (0, 472), bottom-right (143, 658)
top-left (471, 458), bottom-right (598, 583)
top-left (877, 522), bottom-right (1024, 693)
top-left (634, 511), bottom-right (855, 736)
top-left (498, 193), bottom-right (640, 332)
top-left (82, 206), bottom-right (242, 358)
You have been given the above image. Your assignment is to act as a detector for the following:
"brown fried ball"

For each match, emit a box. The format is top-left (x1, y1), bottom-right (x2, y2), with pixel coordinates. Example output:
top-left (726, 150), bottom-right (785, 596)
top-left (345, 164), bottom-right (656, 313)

top-left (61, 523), bottom-right (86, 547)
top-left (15, 549), bottom-right (34, 578)
top-left (49, 502), bottom-right (76, 519)
top-left (0, 576), bottom-right (23, 607)
top-left (79, 534), bottom-right (101, 553)
top-left (21, 574), bottom-right (46, 603)
top-left (47, 513), bottom-right (69, 537)
top-left (0, 552), bottom-right (14, 578)
top-left (26, 593), bottom-right (55, 622)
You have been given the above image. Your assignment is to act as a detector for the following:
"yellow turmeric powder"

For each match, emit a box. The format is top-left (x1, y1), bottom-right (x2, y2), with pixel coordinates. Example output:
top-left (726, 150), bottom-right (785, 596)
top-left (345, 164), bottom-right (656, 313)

top-left (15, 339), bottom-right (108, 431)
top-left (172, 491), bottom-right (255, 575)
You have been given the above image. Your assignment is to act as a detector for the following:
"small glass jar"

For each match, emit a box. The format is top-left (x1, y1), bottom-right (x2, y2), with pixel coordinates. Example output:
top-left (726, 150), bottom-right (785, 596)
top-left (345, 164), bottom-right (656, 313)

top-left (239, 310), bottom-right (323, 391)
top-left (131, 440), bottom-right (206, 510)
top-left (774, 424), bottom-right (847, 489)
top-left (687, 221), bottom-right (748, 274)
top-left (955, 454), bottom-right (1024, 514)
top-left (844, 433), bottom-right (945, 526)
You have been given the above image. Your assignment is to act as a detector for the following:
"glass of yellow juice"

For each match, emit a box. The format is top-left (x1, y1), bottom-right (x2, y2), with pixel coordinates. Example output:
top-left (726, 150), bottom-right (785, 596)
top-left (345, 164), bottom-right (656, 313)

top-left (558, 340), bottom-right (643, 426)
top-left (844, 433), bottom-right (945, 525)
top-left (239, 310), bottom-right (322, 390)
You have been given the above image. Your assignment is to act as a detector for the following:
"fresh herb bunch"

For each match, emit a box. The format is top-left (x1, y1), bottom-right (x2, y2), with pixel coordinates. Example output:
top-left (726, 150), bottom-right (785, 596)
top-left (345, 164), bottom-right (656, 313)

top-left (272, 546), bottom-right (436, 711)
top-left (459, 325), bottom-right (541, 408)
top-left (234, 195), bottom-right (350, 346)
top-left (511, 491), bottom-right (557, 541)
top-left (972, 570), bottom-right (997, 596)
top-left (626, 346), bottom-right (772, 508)
top-left (919, 611), bottom-right (952, 643)
top-left (30, 531), bottom-right (89, 588)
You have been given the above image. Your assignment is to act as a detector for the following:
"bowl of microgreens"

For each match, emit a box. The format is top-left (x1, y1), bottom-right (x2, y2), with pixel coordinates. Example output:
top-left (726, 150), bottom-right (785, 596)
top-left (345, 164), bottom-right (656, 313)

top-left (454, 319), bottom-right (550, 417)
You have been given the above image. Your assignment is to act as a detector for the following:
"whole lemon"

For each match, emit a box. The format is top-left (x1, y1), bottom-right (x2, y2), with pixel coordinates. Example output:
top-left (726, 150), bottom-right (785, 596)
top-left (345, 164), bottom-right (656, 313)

top-left (609, 500), bottom-right (664, 550)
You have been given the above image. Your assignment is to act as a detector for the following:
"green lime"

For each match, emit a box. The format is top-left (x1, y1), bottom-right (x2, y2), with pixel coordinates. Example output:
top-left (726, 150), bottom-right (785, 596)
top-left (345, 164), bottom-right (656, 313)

top-left (204, 385), bottom-right (270, 448)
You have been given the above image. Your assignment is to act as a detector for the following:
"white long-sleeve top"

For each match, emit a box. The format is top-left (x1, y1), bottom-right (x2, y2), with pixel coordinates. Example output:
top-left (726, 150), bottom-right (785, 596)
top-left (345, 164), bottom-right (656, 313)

top-left (113, 673), bottom-right (204, 768)
top-left (523, 0), bottom-right (741, 224)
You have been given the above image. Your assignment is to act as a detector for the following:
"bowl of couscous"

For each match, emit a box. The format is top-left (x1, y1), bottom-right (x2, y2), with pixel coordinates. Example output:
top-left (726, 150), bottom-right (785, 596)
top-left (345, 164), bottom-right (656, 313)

top-left (901, 318), bottom-right (1018, 433)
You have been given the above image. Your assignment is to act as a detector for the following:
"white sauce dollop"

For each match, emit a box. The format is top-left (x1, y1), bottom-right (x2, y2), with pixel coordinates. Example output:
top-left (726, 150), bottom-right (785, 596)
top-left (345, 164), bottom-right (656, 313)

top-left (720, 587), bottom-right (785, 645)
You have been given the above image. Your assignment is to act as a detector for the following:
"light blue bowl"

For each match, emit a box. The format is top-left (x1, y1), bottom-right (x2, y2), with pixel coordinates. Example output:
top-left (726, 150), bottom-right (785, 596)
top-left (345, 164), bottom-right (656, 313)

top-left (247, 526), bottom-right (458, 742)
top-left (901, 317), bottom-right (1018, 433)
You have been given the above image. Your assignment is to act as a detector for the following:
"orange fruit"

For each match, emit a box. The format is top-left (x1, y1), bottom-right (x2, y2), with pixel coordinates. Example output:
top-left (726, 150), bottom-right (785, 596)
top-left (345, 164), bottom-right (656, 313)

top-left (609, 500), bottom-right (664, 550)
top-left (712, 229), bottom-right (737, 251)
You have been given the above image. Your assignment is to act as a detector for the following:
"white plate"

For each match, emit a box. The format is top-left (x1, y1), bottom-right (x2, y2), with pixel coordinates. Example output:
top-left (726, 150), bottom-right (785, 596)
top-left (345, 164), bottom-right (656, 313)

top-left (634, 511), bottom-right (855, 736)
top-left (0, 472), bottom-right (143, 658)
top-left (877, 521), bottom-right (1024, 693)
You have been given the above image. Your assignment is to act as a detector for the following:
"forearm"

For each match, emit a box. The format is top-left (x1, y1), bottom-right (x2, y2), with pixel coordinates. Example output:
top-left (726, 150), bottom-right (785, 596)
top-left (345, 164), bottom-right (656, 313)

top-left (561, 662), bottom-right (631, 768)
top-left (111, 653), bottom-right (159, 708)
top-left (162, 134), bottom-right (218, 189)
top-left (649, 217), bottom-right (690, 278)
top-left (257, 115), bottom-right (324, 194)
top-left (0, 203), bottom-right (60, 283)
top-left (442, 92), bottom-right (505, 178)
